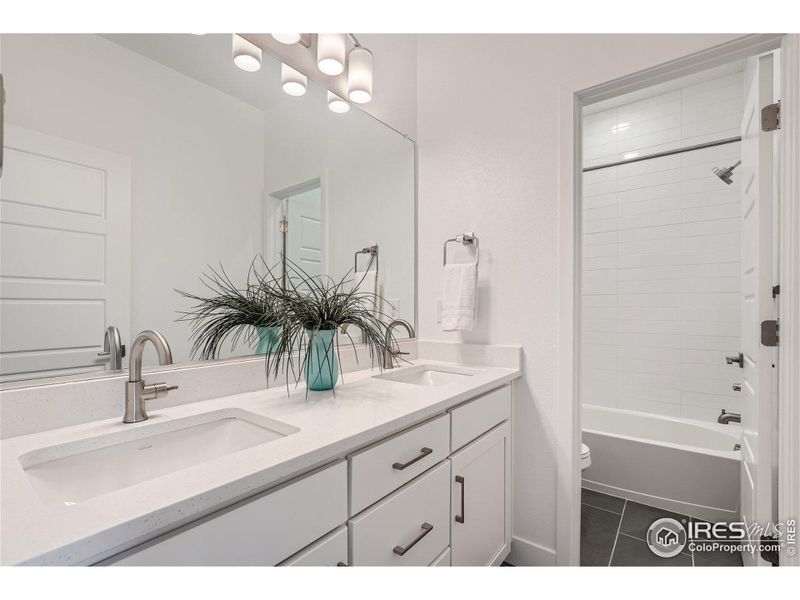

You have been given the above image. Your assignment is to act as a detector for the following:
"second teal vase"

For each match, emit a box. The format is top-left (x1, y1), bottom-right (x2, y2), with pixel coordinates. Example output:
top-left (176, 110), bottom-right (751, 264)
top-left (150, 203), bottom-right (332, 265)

top-left (304, 329), bottom-right (339, 391)
top-left (255, 326), bottom-right (280, 355)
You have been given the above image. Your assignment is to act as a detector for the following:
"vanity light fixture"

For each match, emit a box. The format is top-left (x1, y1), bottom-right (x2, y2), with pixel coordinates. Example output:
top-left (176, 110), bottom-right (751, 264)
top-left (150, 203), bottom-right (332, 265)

top-left (232, 34), bottom-right (262, 72)
top-left (281, 63), bottom-right (307, 96)
top-left (272, 33), bottom-right (302, 45)
top-left (317, 33), bottom-right (346, 76)
top-left (327, 90), bottom-right (350, 113)
top-left (347, 44), bottom-right (373, 104)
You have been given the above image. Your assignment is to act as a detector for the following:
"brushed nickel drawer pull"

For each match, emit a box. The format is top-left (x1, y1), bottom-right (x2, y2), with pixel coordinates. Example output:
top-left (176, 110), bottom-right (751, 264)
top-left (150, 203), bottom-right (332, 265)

top-left (392, 447), bottom-right (432, 470)
top-left (393, 522), bottom-right (433, 556)
top-left (455, 475), bottom-right (466, 523)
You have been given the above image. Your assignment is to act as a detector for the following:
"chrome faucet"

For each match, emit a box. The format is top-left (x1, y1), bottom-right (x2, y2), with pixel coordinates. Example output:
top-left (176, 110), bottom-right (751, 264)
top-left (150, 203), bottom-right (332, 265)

top-left (717, 409), bottom-right (741, 425)
top-left (383, 319), bottom-right (415, 369)
top-left (124, 330), bottom-right (178, 423)
top-left (98, 325), bottom-right (125, 370)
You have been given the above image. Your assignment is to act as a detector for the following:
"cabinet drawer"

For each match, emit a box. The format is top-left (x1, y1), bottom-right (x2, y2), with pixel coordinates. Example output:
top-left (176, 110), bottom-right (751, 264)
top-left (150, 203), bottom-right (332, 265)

top-left (430, 547), bottom-right (451, 566)
top-left (349, 414), bottom-right (450, 515)
top-left (449, 385), bottom-right (511, 452)
top-left (104, 461), bottom-right (347, 566)
top-left (280, 525), bottom-right (348, 566)
top-left (349, 461), bottom-right (450, 566)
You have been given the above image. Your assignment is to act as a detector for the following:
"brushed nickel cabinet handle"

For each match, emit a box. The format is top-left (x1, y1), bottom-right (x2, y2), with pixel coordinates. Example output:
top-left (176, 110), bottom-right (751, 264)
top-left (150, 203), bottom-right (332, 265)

top-left (393, 522), bottom-right (433, 556)
top-left (392, 447), bottom-right (432, 470)
top-left (455, 475), bottom-right (466, 523)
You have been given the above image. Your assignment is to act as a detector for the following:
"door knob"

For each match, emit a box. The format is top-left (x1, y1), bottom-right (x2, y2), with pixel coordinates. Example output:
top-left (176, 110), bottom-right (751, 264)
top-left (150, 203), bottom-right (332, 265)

top-left (726, 353), bottom-right (744, 368)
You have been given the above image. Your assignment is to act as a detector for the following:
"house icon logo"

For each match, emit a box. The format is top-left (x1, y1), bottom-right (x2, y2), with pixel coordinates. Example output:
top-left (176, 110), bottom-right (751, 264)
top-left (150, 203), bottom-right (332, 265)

top-left (647, 518), bottom-right (687, 558)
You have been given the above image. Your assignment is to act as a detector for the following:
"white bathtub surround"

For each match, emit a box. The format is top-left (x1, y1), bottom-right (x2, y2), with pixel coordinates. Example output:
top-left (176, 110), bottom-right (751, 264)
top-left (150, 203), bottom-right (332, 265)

top-left (0, 342), bottom-right (520, 565)
top-left (441, 262), bottom-right (478, 332)
top-left (582, 405), bottom-right (741, 522)
top-left (581, 70), bottom-right (744, 424)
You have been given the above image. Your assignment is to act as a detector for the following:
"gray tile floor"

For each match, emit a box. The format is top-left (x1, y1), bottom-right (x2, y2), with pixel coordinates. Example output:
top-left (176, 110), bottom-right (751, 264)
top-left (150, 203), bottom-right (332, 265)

top-left (580, 488), bottom-right (743, 567)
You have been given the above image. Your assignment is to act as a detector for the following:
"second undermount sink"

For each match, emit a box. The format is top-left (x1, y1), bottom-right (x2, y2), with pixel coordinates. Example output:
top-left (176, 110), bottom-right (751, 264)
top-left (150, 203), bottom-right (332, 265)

top-left (19, 408), bottom-right (299, 507)
top-left (374, 364), bottom-right (477, 387)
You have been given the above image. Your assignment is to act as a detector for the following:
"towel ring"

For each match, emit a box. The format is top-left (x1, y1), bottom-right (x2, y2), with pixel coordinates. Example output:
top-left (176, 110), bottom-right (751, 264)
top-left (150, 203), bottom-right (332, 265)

top-left (443, 233), bottom-right (479, 266)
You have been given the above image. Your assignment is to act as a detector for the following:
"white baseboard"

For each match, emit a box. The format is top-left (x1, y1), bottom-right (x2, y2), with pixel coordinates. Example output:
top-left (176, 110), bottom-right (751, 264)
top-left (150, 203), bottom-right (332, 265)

top-left (505, 536), bottom-right (556, 566)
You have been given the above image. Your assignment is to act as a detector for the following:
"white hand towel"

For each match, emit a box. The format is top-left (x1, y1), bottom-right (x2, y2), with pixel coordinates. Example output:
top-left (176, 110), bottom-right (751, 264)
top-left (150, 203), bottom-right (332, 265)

top-left (354, 269), bottom-right (380, 315)
top-left (441, 262), bottom-right (477, 332)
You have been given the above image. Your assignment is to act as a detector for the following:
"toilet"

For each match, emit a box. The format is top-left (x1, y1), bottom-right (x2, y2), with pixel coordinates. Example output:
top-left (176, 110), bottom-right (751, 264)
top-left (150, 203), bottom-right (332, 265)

top-left (581, 443), bottom-right (592, 471)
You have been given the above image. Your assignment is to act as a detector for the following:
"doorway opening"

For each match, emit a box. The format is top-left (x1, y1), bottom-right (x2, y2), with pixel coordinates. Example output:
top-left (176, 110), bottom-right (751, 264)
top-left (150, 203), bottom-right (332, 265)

top-left (266, 178), bottom-right (325, 286)
top-left (572, 45), bottom-right (785, 567)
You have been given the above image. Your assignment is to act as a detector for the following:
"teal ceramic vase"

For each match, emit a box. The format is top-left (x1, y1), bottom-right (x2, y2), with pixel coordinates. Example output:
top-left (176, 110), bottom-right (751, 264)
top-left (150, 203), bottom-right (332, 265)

top-left (255, 326), bottom-right (280, 355)
top-left (304, 329), bottom-right (339, 391)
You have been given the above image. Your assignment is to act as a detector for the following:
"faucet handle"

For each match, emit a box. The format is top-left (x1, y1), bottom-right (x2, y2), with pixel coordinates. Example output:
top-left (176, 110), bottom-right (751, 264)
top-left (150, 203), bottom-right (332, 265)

top-left (148, 382), bottom-right (178, 400)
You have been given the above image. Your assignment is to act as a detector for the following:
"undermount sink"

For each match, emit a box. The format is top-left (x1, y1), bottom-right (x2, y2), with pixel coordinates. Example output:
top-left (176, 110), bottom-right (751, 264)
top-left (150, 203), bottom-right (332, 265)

top-left (374, 364), bottom-right (476, 387)
top-left (19, 408), bottom-right (299, 507)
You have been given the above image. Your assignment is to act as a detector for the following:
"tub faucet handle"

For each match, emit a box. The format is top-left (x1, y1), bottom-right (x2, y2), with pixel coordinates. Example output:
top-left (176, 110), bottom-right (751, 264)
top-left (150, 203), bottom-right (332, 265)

top-left (726, 352), bottom-right (744, 368)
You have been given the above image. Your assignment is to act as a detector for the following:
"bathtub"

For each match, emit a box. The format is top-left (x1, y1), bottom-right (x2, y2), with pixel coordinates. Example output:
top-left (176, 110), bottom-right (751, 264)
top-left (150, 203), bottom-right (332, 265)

top-left (582, 405), bottom-right (742, 523)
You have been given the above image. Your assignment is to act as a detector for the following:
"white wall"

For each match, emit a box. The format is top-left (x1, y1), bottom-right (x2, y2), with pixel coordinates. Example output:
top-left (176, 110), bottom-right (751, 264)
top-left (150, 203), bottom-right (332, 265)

top-left (358, 34), bottom-right (418, 140)
top-left (581, 72), bottom-right (744, 423)
top-left (415, 33), bottom-right (743, 564)
top-left (1, 34), bottom-right (265, 365)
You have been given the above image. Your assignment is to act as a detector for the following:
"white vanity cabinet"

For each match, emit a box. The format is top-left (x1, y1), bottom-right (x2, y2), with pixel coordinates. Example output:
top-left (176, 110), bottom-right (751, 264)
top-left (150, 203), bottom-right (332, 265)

top-left (449, 421), bottom-right (512, 566)
top-left (103, 461), bottom-right (347, 566)
top-left (100, 384), bottom-right (513, 567)
top-left (448, 385), bottom-right (512, 566)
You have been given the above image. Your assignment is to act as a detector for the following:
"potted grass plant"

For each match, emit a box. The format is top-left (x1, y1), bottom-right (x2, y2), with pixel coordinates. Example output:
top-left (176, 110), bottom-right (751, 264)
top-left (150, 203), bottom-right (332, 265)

top-left (263, 260), bottom-right (392, 394)
top-left (176, 260), bottom-right (283, 360)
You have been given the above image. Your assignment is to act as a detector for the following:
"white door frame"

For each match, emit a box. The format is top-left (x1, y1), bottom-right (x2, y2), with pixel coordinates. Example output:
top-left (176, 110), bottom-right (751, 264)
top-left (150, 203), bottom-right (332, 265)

top-left (556, 33), bottom-right (799, 566)
top-left (263, 175), bottom-right (330, 277)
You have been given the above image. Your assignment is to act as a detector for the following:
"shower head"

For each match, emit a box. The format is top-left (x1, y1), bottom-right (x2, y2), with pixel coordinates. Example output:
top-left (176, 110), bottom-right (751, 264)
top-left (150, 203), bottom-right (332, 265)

top-left (712, 160), bottom-right (741, 185)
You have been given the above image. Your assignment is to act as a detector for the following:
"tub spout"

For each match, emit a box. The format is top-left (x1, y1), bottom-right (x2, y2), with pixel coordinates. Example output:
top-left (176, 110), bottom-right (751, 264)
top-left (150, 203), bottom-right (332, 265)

top-left (717, 409), bottom-right (741, 425)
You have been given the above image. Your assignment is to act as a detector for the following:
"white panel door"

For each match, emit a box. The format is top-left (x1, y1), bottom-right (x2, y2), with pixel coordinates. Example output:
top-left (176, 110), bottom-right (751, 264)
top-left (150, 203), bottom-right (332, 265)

top-left (738, 54), bottom-right (777, 566)
top-left (0, 125), bottom-right (131, 380)
top-left (450, 421), bottom-right (512, 566)
top-left (286, 187), bottom-right (322, 277)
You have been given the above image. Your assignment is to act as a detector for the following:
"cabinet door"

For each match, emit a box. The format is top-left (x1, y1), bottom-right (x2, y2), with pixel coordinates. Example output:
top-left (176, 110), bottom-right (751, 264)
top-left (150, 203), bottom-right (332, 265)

top-left (280, 526), bottom-right (348, 566)
top-left (450, 421), bottom-right (511, 566)
top-left (102, 461), bottom-right (347, 566)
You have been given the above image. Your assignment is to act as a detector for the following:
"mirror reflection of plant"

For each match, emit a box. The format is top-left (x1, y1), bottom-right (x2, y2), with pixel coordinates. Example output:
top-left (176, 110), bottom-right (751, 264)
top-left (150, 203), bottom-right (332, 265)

top-left (262, 259), bottom-right (393, 396)
top-left (176, 259), bottom-right (283, 360)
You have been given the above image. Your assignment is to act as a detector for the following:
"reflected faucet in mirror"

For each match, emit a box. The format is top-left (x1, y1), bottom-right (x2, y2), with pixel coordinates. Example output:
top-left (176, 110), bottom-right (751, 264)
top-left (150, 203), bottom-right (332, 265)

top-left (97, 326), bottom-right (125, 371)
top-left (123, 330), bottom-right (178, 424)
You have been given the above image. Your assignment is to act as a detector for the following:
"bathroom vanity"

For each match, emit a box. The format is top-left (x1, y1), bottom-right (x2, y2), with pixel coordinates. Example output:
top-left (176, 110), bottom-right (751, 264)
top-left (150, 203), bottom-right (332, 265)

top-left (0, 345), bottom-right (520, 566)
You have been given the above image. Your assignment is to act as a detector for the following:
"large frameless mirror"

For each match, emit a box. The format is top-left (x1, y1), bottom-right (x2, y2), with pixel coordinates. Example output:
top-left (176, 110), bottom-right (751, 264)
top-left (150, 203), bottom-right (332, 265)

top-left (0, 34), bottom-right (415, 383)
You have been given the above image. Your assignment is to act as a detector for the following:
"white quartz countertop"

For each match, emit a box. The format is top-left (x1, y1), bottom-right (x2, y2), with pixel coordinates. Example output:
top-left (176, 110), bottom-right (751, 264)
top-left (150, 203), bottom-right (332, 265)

top-left (0, 359), bottom-right (520, 565)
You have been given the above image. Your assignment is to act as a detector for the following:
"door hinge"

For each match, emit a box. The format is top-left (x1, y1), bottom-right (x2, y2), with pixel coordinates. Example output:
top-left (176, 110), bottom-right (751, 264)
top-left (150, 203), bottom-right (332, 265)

top-left (279, 219), bottom-right (288, 233)
top-left (772, 284), bottom-right (780, 298)
top-left (761, 320), bottom-right (779, 347)
top-left (761, 101), bottom-right (781, 132)
top-left (760, 534), bottom-right (780, 566)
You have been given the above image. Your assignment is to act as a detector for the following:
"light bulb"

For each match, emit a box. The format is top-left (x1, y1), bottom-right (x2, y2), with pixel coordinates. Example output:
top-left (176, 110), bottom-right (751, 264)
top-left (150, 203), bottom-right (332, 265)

top-left (317, 33), bottom-right (346, 76)
top-left (327, 90), bottom-right (350, 113)
top-left (272, 33), bottom-right (301, 45)
top-left (232, 34), bottom-right (261, 72)
top-left (281, 63), bottom-right (307, 96)
top-left (347, 46), bottom-right (373, 104)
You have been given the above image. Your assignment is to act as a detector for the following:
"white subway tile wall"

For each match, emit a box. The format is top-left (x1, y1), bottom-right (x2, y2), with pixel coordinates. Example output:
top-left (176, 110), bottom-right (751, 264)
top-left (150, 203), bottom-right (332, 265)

top-left (581, 72), bottom-right (743, 423)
